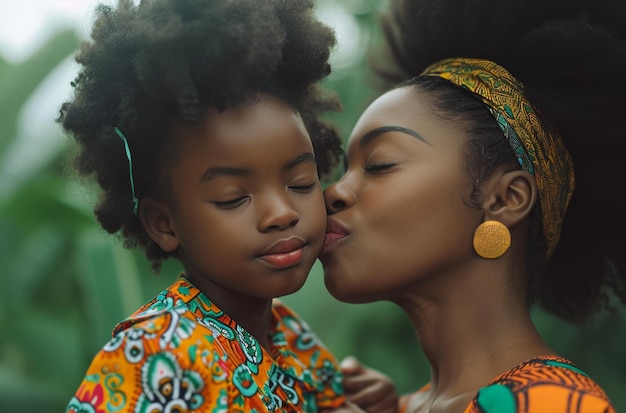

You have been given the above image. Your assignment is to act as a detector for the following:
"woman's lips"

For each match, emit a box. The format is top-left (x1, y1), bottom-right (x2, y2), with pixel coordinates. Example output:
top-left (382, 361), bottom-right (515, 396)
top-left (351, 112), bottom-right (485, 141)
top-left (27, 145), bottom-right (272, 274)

top-left (322, 233), bottom-right (346, 253)
top-left (258, 237), bottom-right (306, 269)
top-left (321, 219), bottom-right (349, 255)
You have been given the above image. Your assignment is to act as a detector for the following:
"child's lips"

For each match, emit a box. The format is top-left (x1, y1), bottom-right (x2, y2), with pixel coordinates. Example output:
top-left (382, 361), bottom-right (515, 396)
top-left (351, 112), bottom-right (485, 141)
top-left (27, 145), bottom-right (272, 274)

top-left (258, 237), bottom-right (307, 268)
top-left (259, 248), bottom-right (305, 268)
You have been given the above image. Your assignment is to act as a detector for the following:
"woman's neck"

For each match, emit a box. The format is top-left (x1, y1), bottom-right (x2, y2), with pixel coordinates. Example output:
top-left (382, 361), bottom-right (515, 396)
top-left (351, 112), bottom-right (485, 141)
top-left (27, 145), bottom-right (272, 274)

top-left (396, 260), bottom-right (554, 403)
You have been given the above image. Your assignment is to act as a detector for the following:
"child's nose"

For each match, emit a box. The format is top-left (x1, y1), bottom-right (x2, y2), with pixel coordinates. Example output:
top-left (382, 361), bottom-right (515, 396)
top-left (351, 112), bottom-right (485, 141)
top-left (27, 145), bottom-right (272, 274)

top-left (257, 195), bottom-right (299, 232)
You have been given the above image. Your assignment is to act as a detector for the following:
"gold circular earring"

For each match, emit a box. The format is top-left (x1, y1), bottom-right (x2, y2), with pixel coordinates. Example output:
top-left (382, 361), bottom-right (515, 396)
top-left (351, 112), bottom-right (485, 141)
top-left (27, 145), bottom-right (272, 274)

top-left (473, 220), bottom-right (511, 259)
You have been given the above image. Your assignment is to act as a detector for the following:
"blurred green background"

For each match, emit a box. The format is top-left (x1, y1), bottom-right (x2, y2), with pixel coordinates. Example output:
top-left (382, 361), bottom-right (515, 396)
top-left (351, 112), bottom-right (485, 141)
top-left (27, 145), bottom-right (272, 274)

top-left (0, 1), bottom-right (624, 412)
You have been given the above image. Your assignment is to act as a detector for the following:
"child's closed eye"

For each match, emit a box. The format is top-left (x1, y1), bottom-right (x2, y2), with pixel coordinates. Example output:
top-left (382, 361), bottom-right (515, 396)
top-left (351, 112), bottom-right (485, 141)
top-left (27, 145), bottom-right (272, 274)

top-left (289, 182), bottom-right (317, 193)
top-left (212, 196), bottom-right (249, 209)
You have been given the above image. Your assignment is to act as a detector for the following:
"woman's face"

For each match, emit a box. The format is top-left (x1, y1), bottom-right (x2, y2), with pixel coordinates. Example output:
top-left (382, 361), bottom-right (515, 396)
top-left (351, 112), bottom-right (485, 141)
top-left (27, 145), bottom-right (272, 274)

top-left (320, 86), bottom-right (483, 303)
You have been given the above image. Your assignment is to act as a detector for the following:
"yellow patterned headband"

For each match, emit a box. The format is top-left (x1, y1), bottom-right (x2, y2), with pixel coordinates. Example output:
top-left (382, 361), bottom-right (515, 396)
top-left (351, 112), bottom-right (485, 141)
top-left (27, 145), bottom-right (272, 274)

top-left (421, 58), bottom-right (575, 258)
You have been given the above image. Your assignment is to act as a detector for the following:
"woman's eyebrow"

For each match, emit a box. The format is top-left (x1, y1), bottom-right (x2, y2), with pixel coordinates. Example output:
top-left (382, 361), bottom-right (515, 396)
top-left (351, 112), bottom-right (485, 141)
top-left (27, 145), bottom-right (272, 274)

top-left (359, 125), bottom-right (431, 147)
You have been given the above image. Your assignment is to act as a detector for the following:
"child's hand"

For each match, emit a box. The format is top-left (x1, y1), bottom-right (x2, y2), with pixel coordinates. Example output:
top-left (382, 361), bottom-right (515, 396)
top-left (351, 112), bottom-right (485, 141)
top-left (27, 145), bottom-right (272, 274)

top-left (340, 356), bottom-right (399, 413)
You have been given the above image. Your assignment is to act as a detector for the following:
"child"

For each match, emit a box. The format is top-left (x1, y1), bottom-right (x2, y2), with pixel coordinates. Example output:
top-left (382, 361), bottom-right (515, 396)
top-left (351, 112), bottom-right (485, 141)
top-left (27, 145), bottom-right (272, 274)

top-left (58, 0), bottom-right (365, 411)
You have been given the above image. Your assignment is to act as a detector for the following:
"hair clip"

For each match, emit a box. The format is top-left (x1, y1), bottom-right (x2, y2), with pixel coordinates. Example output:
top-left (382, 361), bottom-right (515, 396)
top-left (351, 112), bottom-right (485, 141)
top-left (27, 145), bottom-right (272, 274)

top-left (114, 127), bottom-right (139, 215)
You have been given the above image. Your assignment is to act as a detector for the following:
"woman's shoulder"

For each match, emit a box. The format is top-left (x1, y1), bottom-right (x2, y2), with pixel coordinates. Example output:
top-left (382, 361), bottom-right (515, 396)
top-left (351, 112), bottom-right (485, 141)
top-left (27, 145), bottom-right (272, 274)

top-left (465, 356), bottom-right (615, 413)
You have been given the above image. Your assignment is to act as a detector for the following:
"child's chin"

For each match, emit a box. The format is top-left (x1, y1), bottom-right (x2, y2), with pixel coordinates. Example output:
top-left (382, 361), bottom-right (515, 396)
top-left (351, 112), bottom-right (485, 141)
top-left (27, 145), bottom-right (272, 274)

top-left (272, 274), bottom-right (309, 298)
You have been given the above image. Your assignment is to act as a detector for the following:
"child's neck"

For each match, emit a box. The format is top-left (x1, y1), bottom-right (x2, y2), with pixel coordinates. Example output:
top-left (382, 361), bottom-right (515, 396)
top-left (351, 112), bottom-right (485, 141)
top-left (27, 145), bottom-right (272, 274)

top-left (225, 299), bottom-right (274, 351)
top-left (184, 273), bottom-right (275, 351)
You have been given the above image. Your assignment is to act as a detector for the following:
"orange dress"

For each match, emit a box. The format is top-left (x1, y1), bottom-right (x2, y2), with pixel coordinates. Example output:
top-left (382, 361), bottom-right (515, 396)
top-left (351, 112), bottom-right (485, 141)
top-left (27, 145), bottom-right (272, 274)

top-left (66, 277), bottom-right (344, 412)
top-left (400, 356), bottom-right (614, 413)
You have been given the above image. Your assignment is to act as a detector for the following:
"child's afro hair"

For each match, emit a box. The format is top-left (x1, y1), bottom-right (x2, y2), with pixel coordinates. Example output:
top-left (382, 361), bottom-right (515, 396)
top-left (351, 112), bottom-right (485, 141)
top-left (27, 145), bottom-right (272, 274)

top-left (58, 0), bottom-right (343, 272)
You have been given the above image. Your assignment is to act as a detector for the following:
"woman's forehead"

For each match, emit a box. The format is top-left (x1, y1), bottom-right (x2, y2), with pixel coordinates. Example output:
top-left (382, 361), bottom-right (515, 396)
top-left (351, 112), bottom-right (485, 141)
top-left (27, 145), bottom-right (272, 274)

top-left (347, 86), bottom-right (451, 149)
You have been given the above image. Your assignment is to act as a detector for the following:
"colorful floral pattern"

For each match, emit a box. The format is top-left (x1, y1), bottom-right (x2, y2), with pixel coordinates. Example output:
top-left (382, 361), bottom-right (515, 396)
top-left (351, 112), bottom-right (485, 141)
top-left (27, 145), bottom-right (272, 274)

top-left (66, 277), bottom-right (344, 412)
top-left (399, 356), bottom-right (615, 413)
top-left (467, 356), bottom-right (615, 413)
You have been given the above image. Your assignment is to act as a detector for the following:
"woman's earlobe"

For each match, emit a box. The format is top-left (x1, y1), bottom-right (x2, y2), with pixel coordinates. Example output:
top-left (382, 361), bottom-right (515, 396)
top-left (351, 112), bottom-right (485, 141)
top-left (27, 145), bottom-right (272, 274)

top-left (139, 198), bottom-right (179, 252)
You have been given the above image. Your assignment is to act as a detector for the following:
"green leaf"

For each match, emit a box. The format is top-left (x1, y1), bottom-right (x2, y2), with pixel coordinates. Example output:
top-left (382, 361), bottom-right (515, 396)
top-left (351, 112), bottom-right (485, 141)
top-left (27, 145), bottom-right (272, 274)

top-left (3, 226), bottom-right (69, 305)
top-left (0, 29), bottom-right (79, 155)
top-left (0, 366), bottom-right (66, 413)
top-left (74, 233), bottom-right (145, 351)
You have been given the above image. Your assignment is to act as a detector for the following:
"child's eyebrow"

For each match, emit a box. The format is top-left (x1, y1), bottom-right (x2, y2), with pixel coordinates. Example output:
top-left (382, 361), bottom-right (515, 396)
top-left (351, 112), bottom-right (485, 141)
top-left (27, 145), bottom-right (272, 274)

top-left (200, 152), bottom-right (316, 182)
top-left (201, 166), bottom-right (250, 182)
top-left (284, 152), bottom-right (316, 170)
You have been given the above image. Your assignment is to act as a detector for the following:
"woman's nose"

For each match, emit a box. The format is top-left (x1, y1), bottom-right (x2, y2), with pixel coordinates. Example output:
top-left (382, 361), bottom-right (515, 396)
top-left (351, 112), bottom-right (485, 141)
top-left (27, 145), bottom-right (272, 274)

top-left (324, 178), bottom-right (356, 215)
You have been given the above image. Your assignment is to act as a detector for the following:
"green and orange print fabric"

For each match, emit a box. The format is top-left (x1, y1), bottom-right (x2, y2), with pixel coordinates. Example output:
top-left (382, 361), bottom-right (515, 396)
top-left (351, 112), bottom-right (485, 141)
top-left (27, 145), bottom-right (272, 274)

top-left (66, 277), bottom-right (344, 413)
top-left (399, 356), bottom-right (614, 413)
top-left (466, 356), bottom-right (614, 413)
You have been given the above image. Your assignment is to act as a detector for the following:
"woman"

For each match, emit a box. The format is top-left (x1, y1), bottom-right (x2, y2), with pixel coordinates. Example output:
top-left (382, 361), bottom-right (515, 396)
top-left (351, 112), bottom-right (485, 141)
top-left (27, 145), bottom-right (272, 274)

top-left (322, 0), bottom-right (626, 411)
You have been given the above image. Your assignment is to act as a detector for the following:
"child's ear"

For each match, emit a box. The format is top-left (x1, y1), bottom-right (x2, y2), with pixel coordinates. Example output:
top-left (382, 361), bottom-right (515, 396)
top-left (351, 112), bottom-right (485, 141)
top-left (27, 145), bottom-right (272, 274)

top-left (139, 198), bottom-right (179, 252)
top-left (481, 169), bottom-right (537, 227)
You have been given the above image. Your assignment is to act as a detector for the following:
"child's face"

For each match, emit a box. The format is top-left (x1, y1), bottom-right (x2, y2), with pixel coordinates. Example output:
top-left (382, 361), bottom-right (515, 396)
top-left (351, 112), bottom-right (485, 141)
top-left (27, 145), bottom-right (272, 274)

top-left (152, 96), bottom-right (326, 303)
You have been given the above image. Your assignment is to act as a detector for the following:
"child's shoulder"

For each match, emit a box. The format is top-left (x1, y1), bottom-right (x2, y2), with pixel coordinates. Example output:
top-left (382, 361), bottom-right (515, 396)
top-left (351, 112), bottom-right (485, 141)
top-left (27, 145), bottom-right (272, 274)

top-left (270, 298), bottom-right (301, 318)
top-left (269, 298), bottom-right (335, 360)
top-left (466, 356), bottom-right (615, 413)
top-left (112, 277), bottom-right (201, 335)
top-left (270, 298), bottom-right (315, 337)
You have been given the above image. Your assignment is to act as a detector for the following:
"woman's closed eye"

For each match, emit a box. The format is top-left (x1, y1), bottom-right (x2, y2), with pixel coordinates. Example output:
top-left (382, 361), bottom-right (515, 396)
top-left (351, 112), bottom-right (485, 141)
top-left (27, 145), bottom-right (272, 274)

top-left (363, 160), bottom-right (397, 174)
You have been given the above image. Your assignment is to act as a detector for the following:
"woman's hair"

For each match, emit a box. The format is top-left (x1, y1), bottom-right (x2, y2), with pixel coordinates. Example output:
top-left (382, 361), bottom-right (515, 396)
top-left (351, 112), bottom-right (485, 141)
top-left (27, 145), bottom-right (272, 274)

top-left (378, 0), bottom-right (626, 323)
top-left (58, 0), bottom-right (343, 272)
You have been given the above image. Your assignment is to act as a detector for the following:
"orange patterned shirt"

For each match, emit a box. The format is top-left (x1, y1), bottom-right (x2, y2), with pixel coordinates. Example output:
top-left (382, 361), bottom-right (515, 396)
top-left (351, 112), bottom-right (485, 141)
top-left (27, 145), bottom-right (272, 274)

top-left (66, 277), bottom-right (344, 412)
top-left (400, 356), bottom-right (614, 413)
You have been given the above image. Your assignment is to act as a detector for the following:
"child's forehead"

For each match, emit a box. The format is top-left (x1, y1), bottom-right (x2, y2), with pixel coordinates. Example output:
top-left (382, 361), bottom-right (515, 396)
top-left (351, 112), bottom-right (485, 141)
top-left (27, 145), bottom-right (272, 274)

top-left (166, 96), bottom-right (311, 162)
top-left (175, 95), bottom-right (303, 137)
